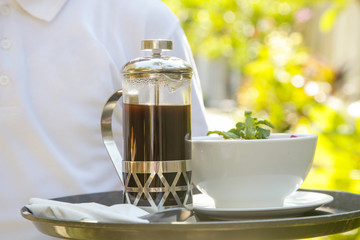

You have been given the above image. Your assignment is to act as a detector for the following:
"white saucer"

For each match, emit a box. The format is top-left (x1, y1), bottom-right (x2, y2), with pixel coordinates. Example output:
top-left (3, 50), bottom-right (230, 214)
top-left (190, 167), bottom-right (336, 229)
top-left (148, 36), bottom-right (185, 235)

top-left (193, 191), bottom-right (334, 220)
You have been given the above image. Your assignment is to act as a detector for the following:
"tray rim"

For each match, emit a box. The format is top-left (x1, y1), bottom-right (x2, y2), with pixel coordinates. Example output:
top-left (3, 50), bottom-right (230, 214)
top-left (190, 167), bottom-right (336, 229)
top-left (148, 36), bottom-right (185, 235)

top-left (21, 189), bottom-right (360, 239)
top-left (21, 189), bottom-right (360, 226)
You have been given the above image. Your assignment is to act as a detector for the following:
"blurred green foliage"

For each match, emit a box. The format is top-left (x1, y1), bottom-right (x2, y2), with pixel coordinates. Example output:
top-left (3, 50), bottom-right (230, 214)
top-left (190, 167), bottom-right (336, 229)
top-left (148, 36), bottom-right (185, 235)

top-left (163, 0), bottom-right (360, 239)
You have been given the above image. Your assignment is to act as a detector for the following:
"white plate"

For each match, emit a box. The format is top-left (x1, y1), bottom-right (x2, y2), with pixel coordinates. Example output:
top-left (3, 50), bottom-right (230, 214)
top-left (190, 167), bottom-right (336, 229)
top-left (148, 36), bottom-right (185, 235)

top-left (193, 191), bottom-right (334, 220)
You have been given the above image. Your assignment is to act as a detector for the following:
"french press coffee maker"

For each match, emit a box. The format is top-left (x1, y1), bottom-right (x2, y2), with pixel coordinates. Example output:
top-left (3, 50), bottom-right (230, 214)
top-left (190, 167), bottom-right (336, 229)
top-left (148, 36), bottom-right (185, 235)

top-left (101, 40), bottom-right (193, 211)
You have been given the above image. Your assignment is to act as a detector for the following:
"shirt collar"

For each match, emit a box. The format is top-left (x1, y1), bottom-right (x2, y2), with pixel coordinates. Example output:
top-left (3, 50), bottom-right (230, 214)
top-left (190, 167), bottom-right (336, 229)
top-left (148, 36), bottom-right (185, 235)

top-left (16, 0), bottom-right (68, 22)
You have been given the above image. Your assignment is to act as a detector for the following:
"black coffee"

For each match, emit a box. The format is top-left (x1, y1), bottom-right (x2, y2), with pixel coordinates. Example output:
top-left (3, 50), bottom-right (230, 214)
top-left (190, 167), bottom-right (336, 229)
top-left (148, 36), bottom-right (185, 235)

top-left (123, 103), bottom-right (191, 207)
top-left (123, 103), bottom-right (191, 162)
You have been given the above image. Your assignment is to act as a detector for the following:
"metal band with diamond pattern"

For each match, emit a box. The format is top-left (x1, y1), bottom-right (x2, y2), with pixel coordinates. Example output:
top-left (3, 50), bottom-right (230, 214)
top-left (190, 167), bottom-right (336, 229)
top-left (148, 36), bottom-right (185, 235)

top-left (122, 160), bottom-right (192, 211)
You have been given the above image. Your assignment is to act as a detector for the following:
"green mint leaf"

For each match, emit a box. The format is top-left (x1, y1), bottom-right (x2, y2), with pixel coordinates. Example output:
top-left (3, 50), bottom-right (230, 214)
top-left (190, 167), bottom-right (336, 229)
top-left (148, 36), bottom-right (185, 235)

top-left (207, 110), bottom-right (274, 140)
top-left (256, 119), bottom-right (275, 129)
top-left (236, 122), bottom-right (246, 130)
top-left (222, 131), bottom-right (241, 139)
top-left (239, 131), bottom-right (246, 139)
top-left (244, 110), bottom-right (252, 117)
top-left (244, 111), bottom-right (257, 139)
top-left (207, 130), bottom-right (223, 136)
top-left (207, 130), bottom-right (239, 139)
top-left (256, 127), bottom-right (271, 139)
top-left (228, 128), bottom-right (241, 137)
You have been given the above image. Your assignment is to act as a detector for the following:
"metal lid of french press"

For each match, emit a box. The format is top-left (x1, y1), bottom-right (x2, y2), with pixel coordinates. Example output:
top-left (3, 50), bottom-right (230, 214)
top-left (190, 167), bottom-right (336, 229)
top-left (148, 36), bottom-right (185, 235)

top-left (122, 39), bottom-right (193, 75)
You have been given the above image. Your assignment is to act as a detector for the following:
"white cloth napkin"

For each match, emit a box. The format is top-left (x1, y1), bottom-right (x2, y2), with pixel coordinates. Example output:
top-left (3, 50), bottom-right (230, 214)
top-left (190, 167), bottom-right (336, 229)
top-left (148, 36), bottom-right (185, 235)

top-left (26, 198), bottom-right (150, 224)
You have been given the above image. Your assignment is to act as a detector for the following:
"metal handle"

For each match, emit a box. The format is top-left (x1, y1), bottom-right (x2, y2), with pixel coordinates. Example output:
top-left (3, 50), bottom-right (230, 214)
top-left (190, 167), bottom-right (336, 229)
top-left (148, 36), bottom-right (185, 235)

top-left (100, 90), bottom-right (124, 186)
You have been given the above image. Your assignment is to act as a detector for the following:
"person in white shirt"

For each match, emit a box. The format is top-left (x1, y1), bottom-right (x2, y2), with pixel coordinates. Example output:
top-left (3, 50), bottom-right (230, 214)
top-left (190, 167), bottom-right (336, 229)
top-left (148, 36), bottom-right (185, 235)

top-left (0, 0), bottom-right (208, 239)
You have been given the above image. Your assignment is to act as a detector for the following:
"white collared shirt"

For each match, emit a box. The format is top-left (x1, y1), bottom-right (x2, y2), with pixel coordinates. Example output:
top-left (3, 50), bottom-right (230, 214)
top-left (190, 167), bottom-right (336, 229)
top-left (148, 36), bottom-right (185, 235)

top-left (0, 0), bottom-right (208, 239)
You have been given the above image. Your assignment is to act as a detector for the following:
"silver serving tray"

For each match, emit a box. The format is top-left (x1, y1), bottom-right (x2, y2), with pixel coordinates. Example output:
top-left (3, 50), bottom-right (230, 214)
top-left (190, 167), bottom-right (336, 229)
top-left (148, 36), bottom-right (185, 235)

top-left (21, 189), bottom-right (360, 240)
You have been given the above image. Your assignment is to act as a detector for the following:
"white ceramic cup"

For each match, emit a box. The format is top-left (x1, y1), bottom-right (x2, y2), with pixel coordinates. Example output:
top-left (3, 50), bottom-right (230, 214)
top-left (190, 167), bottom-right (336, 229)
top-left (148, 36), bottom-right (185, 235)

top-left (190, 133), bottom-right (318, 208)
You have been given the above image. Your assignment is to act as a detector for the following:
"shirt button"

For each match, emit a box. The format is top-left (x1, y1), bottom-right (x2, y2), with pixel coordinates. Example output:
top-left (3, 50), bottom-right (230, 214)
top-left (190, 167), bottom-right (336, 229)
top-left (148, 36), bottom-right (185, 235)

top-left (0, 74), bottom-right (10, 86)
top-left (1, 38), bottom-right (11, 49)
top-left (0, 5), bottom-right (10, 16)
